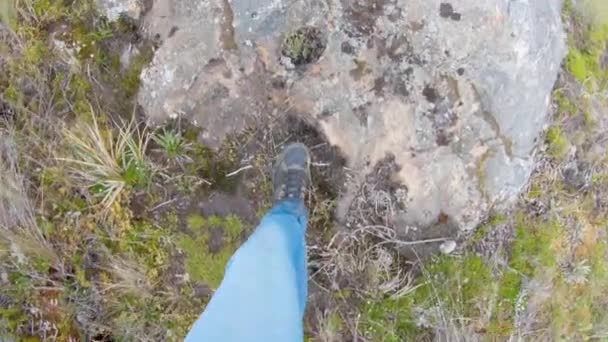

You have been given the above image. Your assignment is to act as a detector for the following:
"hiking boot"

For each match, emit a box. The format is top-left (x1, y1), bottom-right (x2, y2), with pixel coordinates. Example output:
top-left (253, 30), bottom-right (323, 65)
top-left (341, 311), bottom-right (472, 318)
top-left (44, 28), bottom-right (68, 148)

top-left (272, 142), bottom-right (311, 203)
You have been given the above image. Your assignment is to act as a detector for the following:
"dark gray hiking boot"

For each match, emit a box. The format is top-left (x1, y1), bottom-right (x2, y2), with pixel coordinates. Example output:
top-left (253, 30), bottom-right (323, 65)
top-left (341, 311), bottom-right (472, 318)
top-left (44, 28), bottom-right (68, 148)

top-left (272, 142), bottom-right (311, 203)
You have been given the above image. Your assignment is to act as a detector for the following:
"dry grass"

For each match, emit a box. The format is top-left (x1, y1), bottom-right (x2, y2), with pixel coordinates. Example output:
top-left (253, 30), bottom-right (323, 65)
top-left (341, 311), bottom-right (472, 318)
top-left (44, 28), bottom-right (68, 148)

top-left (61, 112), bottom-right (154, 210)
top-left (310, 224), bottom-right (415, 299)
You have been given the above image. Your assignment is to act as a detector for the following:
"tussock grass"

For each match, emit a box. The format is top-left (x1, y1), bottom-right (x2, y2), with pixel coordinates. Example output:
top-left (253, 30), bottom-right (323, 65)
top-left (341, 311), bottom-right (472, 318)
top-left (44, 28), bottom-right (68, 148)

top-left (61, 111), bottom-right (154, 210)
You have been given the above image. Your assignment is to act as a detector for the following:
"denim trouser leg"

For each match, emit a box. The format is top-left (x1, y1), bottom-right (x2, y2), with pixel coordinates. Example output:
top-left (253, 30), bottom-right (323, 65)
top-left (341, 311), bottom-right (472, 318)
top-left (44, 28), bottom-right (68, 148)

top-left (184, 200), bottom-right (308, 342)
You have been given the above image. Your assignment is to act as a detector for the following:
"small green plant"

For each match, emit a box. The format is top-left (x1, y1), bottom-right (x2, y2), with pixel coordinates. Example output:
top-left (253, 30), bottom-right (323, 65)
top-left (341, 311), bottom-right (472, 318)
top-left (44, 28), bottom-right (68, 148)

top-left (61, 111), bottom-right (154, 209)
top-left (153, 128), bottom-right (192, 163)
top-left (281, 27), bottom-right (325, 66)
top-left (285, 33), bottom-right (311, 61)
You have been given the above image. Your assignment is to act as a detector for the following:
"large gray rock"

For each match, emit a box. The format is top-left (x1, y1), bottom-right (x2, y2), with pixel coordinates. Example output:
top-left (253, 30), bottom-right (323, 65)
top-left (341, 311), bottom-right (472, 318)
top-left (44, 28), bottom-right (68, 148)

top-left (138, 0), bottom-right (566, 232)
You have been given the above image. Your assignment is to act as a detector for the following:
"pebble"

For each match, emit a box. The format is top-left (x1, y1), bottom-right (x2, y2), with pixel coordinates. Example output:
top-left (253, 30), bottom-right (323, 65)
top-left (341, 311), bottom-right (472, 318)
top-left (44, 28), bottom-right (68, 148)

top-left (439, 240), bottom-right (457, 254)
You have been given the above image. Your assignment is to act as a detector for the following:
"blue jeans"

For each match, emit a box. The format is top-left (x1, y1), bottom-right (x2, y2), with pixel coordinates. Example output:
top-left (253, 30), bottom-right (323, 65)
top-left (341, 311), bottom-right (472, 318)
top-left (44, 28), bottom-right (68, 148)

top-left (185, 200), bottom-right (308, 342)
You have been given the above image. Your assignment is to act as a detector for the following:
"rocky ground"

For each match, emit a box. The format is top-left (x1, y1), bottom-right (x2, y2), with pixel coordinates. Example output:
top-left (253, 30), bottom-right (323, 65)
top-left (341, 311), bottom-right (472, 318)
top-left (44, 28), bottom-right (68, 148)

top-left (0, 0), bottom-right (607, 341)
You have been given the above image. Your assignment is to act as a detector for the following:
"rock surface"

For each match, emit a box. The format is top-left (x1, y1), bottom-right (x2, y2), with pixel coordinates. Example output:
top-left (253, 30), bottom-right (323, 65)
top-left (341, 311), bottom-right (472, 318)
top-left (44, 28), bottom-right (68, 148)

top-left (138, 0), bottom-right (566, 233)
top-left (97, 0), bottom-right (143, 21)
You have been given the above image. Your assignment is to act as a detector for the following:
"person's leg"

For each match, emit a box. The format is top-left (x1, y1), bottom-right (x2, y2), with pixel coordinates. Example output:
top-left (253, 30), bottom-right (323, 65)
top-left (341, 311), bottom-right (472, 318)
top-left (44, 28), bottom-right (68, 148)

top-left (185, 200), bottom-right (308, 342)
top-left (185, 143), bottom-right (311, 342)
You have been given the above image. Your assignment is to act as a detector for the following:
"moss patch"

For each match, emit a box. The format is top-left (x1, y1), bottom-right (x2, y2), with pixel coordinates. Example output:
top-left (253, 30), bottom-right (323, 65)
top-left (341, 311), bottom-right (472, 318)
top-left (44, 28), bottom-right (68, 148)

top-left (360, 254), bottom-right (496, 340)
top-left (565, 14), bottom-right (608, 90)
top-left (120, 46), bottom-right (154, 98)
top-left (178, 215), bottom-right (245, 288)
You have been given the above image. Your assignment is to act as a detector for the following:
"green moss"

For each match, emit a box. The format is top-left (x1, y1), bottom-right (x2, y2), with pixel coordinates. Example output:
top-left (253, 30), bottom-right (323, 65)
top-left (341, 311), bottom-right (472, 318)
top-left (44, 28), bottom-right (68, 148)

top-left (489, 214), bottom-right (507, 226)
top-left (360, 254), bottom-right (496, 340)
top-left (510, 218), bottom-right (561, 277)
top-left (187, 214), bottom-right (205, 231)
top-left (23, 39), bottom-right (48, 66)
top-left (473, 215), bottom-right (506, 242)
top-left (186, 140), bottom-right (240, 193)
top-left (161, 210), bottom-right (180, 231)
top-left (326, 311), bottom-right (343, 333)
top-left (567, 48), bottom-right (592, 82)
top-left (565, 22), bottom-right (608, 90)
top-left (224, 215), bottom-right (244, 240)
top-left (119, 221), bottom-right (172, 279)
top-left (0, 307), bottom-right (28, 332)
top-left (365, 218), bottom-right (558, 339)
top-left (472, 224), bottom-right (488, 242)
top-left (546, 127), bottom-right (569, 159)
top-left (179, 215), bottom-right (245, 288)
top-left (476, 150), bottom-right (494, 198)
top-left (489, 270), bottom-right (523, 336)
top-left (3, 84), bottom-right (22, 106)
top-left (498, 271), bottom-right (521, 303)
top-left (527, 183), bottom-right (543, 199)
top-left (120, 46), bottom-right (154, 98)
top-left (590, 241), bottom-right (608, 285)
top-left (553, 90), bottom-right (578, 117)
top-left (360, 296), bottom-right (418, 341)
top-left (427, 254), bottom-right (495, 311)
top-left (32, 0), bottom-right (69, 22)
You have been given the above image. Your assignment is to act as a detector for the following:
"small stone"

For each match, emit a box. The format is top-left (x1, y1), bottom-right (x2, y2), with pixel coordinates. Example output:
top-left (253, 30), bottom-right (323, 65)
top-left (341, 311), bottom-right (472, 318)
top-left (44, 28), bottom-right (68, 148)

top-left (96, 0), bottom-right (142, 22)
top-left (439, 240), bottom-right (457, 254)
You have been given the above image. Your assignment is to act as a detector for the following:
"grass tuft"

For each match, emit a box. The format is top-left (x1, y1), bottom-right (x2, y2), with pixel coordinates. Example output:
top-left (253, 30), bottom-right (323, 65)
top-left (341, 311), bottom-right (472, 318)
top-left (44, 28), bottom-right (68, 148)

top-left (61, 110), bottom-right (154, 209)
top-left (153, 127), bottom-right (192, 163)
